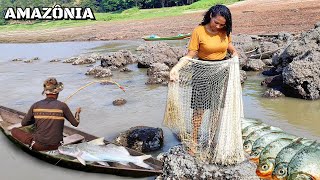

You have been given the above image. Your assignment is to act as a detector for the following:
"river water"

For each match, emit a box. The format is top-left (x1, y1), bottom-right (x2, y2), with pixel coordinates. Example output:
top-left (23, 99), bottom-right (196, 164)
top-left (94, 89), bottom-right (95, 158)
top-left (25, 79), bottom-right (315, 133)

top-left (0, 40), bottom-right (319, 180)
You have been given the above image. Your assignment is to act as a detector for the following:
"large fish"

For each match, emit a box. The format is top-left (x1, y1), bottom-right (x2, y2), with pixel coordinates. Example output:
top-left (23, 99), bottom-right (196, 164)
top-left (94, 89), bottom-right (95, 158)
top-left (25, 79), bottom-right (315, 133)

top-left (256, 138), bottom-right (295, 179)
top-left (243, 126), bottom-right (283, 154)
top-left (250, 132), bottom-right (297, 164)
top-left (58, 138), bottom-right (153, 169)
top-left (272, 139), bottom-right (315, 180)
top-left (242, 123), bottom-right (267, 139)
top-left (242, 118), bottom-right (262, 130)
top-left (286, 144), bottom-right (320, 180)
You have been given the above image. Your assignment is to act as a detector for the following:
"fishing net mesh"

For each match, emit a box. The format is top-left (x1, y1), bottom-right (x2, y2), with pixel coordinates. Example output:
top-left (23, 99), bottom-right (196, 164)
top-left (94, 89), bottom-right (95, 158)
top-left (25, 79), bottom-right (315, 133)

top-left (164, 57), bottom-right (245, 165)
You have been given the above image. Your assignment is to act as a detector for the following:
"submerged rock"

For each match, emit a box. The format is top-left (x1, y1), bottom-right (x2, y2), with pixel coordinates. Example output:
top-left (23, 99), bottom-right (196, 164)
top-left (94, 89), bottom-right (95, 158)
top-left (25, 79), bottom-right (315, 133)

top-left (112, 98), bottom-right (127, 106)
top-left (85, 66), bottom-right (112, 78)
top-left (114, 126), bottom-right (163, 153)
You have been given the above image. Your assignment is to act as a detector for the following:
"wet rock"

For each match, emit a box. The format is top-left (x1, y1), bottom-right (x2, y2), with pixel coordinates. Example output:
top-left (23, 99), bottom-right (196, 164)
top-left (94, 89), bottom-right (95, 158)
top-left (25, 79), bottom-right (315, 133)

top-left (262, 58), bottom-right (273, 66)
top-left (282, 50), bottom-right (320, 100)
top-left (240, 70), bottom-right (247, 84)
top-left (72, 57), bottom-right (96, 65)
top-left (146, 63), bottom-right (170, 85)
top-left (119, 67), bottom-right (132, 72)
top-left (11, 58), bottom-right (23, 61)
top-left (85, 66), bottom-right (112, 78)
top-left (157, 145), bottom-right (259, 180)
top-left (136, 42), bottom-right (187, 68)
top-left (261, 75), bottom-right (283, 87)
top-left (262, 67), bottom-right (282, 76)
top-left (100, 50), bottom-right (137, 69)
top-left (63, 57), bottom-right (78, 63)
top-left (114, 126), bottom-right (164, 153)
top-left (49, 59), bottom-right (61, 62)
top-left (112, 98), bottom-right (127, 106)
top-left (242, 59), bottom-right (266, 71)
top-left (262, 88), bottom-right (284, 98)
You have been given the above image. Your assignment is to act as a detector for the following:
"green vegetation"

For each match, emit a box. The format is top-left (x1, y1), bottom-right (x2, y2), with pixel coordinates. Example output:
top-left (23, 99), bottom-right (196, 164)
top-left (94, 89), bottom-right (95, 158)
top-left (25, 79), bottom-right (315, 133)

top-left (0, 0), bottom-right (240, 31)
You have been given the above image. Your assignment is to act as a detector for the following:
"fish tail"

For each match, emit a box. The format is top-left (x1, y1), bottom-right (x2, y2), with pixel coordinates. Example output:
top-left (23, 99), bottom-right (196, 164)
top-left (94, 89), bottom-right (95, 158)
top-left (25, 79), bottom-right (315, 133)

top-left (134, 155), bottom-right (153, 169)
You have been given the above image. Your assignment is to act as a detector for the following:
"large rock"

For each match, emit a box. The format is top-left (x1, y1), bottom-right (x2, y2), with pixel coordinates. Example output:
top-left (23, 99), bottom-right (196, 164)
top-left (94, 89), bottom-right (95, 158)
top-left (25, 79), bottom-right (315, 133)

top-left (136, 42), bottom-right (187, 68)
top-left (156, 145), bottom-right (259, 180)
top-left (146, 63), bottom-right (170, 85)
top-left (114, 126), bottom-right (164, 153)
top-left (282, 50), bottom-right (320, 100)
top-left (240, 70), bottom-right (247, 84)
top-left (242, 59), bottom-right (266, 71)
top-left (233, 34), bottom-right (259, 52)
top-left (101, 50), bottom-right (137, 69)
top-left (85, 66), bottom-right (112, 78)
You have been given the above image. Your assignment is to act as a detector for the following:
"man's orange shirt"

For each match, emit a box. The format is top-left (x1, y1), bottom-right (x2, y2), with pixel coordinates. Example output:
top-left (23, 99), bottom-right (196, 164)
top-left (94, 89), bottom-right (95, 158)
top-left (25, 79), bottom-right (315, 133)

top-left (188, 25), bottom-right (231, 60)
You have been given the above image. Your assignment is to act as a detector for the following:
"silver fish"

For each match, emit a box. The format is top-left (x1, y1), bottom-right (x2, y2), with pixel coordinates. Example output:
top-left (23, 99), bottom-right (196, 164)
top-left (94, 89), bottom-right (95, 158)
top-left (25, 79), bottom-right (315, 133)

top-left (272, 139), bottom-right (315, 180)
top-left (58, 140), bottom-right (153, 169)
top-left (242, 123), bottom-right (267, 139)
top-left (250, 132), bottom-right (297, 164)
top-left (256, 138), bottom-right (294, 179)
top-left (243, 126), bottom-right (283, 154)
top-left (287, 143), bottom-right (320, 180)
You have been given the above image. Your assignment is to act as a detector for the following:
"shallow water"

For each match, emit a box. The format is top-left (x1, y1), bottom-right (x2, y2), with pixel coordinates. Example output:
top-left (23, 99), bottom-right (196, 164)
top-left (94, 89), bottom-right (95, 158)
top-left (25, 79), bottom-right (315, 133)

top-left (0, 40), bottom-right (319, 179)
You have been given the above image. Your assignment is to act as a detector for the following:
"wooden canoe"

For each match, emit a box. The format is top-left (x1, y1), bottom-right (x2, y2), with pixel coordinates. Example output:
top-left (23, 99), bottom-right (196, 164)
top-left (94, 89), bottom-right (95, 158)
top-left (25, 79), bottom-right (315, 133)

top-left (142, 33), bottom-right (191, 41)
top-left (0, 105), bottom-right (163, 177)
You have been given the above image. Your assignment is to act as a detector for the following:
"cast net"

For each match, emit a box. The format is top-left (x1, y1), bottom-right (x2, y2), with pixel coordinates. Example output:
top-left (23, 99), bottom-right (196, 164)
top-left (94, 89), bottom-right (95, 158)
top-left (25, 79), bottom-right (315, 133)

top-left (164, 57), bottom-right (245, 165)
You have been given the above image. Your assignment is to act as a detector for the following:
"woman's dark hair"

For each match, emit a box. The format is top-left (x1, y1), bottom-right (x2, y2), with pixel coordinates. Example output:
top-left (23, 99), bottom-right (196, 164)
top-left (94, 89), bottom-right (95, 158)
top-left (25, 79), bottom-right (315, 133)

top-left (200, 4), bottom-right (232, 36)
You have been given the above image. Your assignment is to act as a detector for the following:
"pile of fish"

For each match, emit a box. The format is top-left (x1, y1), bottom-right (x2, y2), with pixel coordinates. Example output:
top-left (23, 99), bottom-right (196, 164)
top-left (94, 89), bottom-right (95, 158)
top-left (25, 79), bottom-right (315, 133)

top-left (242, 118), bottom-right (320, 179)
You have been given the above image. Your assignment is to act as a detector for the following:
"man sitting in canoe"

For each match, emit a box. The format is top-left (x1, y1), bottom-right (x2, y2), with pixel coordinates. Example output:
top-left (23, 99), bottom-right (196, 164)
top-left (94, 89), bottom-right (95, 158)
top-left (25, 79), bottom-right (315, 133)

top-left (11, 77), bottom-right (81, 151)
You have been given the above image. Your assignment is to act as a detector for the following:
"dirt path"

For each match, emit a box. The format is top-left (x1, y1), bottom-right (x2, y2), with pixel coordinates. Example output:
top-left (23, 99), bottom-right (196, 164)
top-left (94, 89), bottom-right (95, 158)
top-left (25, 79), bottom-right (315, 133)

top-left (0, 0), bottom-right (319, 43)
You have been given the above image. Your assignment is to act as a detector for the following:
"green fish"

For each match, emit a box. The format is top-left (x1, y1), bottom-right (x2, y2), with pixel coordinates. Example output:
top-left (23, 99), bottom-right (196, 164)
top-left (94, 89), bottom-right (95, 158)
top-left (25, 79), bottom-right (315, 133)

top-left (241, 118), bottom-right (262, 130)
top-left (272, 139), bottom-right (315, 180)
top-left (287, 144), bottom-right (320, 180)
top-left (243, 126), bottom-right (283, 154)
top-left (242, 123), bottom-right (267, 138)
top-left (250, 132), bottom-right (297, 164)
top-left (256, 138), bottom-right (295, 179)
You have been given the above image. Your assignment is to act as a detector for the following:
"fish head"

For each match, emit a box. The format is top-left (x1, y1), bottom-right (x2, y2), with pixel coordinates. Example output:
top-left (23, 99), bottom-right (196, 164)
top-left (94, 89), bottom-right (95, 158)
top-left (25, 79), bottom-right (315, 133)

top-left (58, 145), bottom-right (81, 157)
top-left (256, 159), bottom-right (275, 179)
top-left (243, 140), bottom-right (253, 154)
top-left (250, 148), bottom-right (262, 164)
top-left (288, 173), bottom-right (315, 180)
top-left (272, 162), bottom-right (288, 180)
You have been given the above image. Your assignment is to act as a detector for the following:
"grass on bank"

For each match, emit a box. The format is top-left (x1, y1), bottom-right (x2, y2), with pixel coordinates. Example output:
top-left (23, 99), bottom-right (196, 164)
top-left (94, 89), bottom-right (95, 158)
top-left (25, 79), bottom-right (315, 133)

top-left (0, 0), bottom-right (240, 32)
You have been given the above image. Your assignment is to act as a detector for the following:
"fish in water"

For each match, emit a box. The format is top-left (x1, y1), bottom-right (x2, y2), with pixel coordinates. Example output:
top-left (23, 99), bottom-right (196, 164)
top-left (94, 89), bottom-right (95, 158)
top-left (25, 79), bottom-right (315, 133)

top-left (243, 126), bottom-right (283, 154)
top-left (286, 143), bottom-right (320, 180)
top-left (256, 138), bottom-right (295, 179)
top-left (250, 132), bottom-right (297, 164)
top-left (272, 139), bottom-right (315, 180)
top-left (58, 138), bottom-right (153, 169)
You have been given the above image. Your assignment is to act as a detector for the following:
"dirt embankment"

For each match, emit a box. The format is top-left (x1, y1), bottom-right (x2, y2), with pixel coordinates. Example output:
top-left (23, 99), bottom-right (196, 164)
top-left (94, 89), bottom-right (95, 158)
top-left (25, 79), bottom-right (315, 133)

top-left (0, 0), bottom-right (319, 43)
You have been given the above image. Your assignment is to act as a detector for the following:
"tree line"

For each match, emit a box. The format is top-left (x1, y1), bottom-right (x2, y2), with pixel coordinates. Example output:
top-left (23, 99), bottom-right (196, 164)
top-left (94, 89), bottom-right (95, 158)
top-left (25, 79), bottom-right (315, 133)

top-left (0, 0), bottom-right (198, 13)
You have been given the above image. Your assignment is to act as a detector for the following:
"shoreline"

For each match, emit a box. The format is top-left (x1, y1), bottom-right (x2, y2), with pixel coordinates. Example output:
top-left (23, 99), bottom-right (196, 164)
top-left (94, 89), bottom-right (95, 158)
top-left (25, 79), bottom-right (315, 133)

top-left (0, 0), bottom-right (319, 43)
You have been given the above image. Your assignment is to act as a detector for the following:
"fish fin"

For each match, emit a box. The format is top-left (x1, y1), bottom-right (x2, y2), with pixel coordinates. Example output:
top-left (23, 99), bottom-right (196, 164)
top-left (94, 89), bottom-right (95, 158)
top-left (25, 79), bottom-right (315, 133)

top-left (97, 161), bottom-right (110, 166)
top-left (88, 137), bottom-right (105, 145)
top-left (309, 140), bottom-right (318, 147)
top-left (134, 155), bottom-right (154, 169)
top-left (77, 156), bottom-right (86, 166)
top-left (293, 137), bottom-right (304, 143)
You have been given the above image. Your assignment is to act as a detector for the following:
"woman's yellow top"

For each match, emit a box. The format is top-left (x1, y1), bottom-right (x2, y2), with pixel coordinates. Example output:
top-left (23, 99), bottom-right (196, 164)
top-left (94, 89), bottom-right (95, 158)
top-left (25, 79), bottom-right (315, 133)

top-left (188, 25), bottom-right (231, 60)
